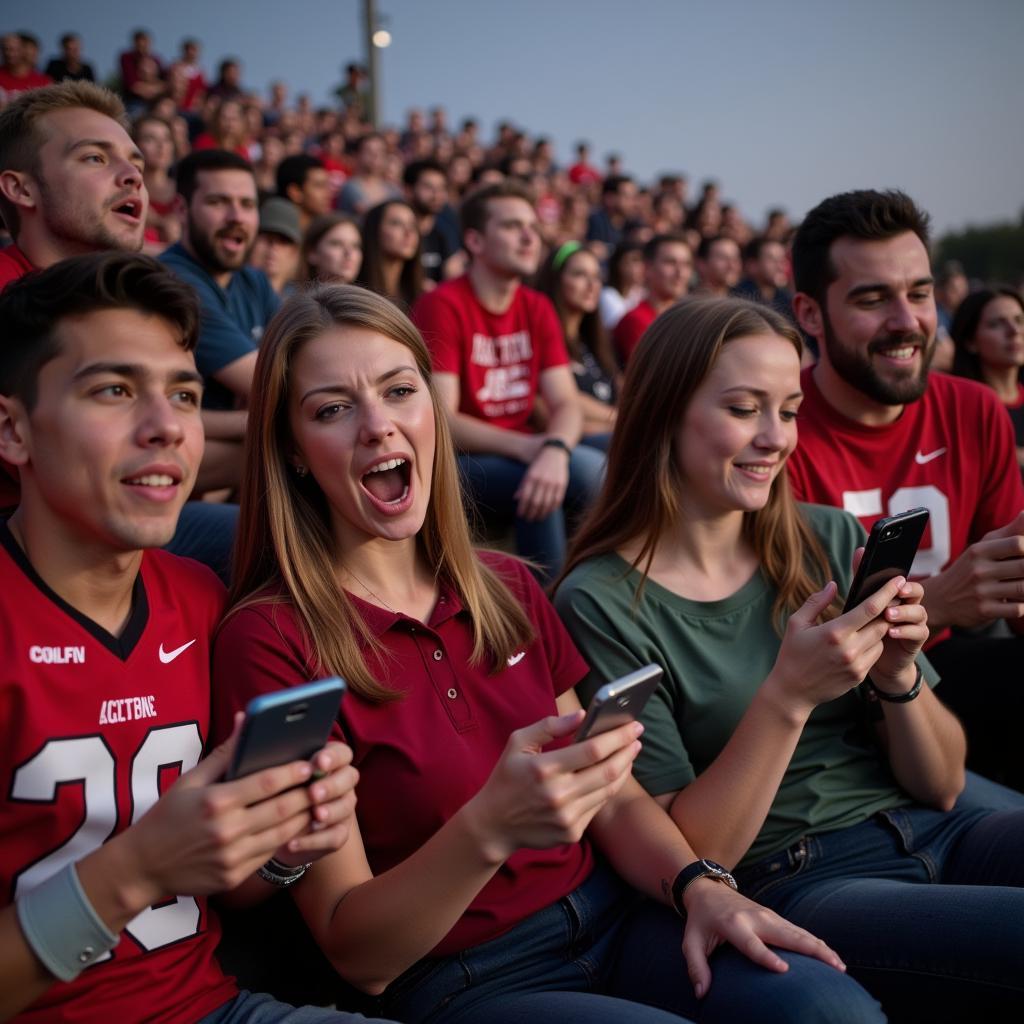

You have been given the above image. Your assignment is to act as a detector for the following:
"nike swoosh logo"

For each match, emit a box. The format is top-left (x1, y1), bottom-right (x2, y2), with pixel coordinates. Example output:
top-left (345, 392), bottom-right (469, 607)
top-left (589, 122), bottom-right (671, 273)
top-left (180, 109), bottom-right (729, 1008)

top-left (507, 651), bottom-right (526, 667)
top-left (915, 447), bottom-right (947, 465)
top-left (159, 639), bottom-right (196, 664)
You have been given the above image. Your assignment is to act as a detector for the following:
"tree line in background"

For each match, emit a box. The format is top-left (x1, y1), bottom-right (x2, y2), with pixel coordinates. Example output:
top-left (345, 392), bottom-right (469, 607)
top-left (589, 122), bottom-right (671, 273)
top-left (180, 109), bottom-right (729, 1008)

top-left (936, 213), bottom-right (1024, 285)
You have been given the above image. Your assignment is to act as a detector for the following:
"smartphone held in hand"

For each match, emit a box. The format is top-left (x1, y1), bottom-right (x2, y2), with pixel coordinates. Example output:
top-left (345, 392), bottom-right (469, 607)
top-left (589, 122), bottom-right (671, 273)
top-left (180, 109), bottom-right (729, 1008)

top-left (226, 677), bottom-right (346, 780)
top-left (576, 664), bottom-right (663, 742)
top-left (843, 508), bottom-right (930, 613)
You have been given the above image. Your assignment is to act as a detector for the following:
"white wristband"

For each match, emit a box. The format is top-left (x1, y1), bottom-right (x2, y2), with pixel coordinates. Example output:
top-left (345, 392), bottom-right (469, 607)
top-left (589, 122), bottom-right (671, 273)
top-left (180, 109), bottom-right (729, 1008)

top-left (16, 864), bottom-right (119, 982)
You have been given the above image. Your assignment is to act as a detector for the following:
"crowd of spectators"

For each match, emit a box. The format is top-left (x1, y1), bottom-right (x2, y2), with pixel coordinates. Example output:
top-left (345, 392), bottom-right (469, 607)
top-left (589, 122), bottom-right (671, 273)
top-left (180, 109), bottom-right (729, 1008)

top-left (2, 24), bottom-right (1024, 1024)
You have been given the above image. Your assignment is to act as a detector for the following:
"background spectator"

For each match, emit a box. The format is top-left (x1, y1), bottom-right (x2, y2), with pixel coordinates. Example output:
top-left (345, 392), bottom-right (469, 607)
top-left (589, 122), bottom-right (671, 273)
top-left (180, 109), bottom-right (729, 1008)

top-left (301, 212), bottom-right (363, 284)
top-left (356, 198), bottom-right (425, 310)
top-left (44, 32), bottom-right (95, 83)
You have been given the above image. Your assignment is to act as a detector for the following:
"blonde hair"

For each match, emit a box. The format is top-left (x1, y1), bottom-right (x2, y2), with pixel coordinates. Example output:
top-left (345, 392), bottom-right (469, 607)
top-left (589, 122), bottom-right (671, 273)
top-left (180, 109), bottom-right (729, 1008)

top-left (227, 284), bottom-right (534, 701)
top-left (556, 296), bottom-right (842, 632)
top-left (0, 81), bottom-right (128, 236)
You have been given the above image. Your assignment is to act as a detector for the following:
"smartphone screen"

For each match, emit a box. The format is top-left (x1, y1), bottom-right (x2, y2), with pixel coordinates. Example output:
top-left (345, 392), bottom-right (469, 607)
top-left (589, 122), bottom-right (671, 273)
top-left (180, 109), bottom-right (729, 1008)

top-left (226, 677), bottom-right (346, 780)
top-left (575, 664), bottom-right (663, 742)
top-left (842, 508), bottom-right (930, 613)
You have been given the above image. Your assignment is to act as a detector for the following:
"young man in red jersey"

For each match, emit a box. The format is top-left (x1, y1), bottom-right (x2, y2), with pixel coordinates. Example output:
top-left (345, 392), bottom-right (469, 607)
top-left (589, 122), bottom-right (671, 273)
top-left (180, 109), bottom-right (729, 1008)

top-left (412, 180), bottom-right (604, 580)
top-left (0, 253), bottom-right (390, 1024)
top-left (786, 189), bottom-right (1024, 788)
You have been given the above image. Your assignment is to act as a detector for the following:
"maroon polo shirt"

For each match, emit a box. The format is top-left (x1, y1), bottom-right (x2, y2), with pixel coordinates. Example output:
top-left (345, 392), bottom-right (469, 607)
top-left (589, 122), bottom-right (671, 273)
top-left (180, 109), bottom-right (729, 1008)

top-left (212, 552), bottom-right (593, 955)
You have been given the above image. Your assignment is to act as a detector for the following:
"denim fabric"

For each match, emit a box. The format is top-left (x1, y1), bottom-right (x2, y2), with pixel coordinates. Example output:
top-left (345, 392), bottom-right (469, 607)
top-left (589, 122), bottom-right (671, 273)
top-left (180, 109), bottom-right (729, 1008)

top-left (457, 445), bottom-right (605, 580)
top-left (200, 989), bottom-right (396, 1023)
top-left (733, 775), bottom-right (1024, 1023)
top-left (370, 861), bottom-right (883, 1024)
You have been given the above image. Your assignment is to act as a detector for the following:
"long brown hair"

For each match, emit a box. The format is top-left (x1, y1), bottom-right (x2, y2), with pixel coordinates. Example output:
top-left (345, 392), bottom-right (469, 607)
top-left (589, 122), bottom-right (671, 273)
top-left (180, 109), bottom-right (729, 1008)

top-left (537, 243), bottom-right (619, 382)
top-left (556, 296), bottom-right (841, 632)
top-left (227, 284), bottom-right (534, 701)
top-left (355, 199), bottom-right (425, 311)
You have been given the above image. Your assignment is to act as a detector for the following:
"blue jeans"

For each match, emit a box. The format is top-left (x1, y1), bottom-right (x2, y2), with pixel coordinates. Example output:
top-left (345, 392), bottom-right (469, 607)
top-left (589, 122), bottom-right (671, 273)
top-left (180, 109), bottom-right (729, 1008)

top-left (200, 989), bottom-right (396, 1023)
top-left (368, 861), bottom-right (882, 1024)
top-left (457, 445), bottom-right (605, 581)
top-left (733, 775), bottom-right (1024, 1023)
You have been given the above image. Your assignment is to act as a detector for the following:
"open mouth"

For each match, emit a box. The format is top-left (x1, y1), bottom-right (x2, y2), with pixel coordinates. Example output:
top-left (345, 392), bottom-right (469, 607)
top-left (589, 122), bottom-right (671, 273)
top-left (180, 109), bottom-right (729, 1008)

top-left (361, 457), bottom-right (411, 509)
top-left (112, 197), bottom-right (143, 221)
top-left (218, 228), bottom-right (249, 255)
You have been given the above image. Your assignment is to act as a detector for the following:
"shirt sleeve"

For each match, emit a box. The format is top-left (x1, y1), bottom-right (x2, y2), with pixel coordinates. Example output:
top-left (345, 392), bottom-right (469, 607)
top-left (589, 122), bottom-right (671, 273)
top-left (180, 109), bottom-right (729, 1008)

top-left (554, 571), bottom-right (696, 794)
top-left (194, 303), bottom-right (260, 378)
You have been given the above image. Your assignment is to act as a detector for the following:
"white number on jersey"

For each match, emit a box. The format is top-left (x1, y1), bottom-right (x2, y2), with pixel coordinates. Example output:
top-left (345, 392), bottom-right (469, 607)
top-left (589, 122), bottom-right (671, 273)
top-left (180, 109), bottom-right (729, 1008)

top-left (12, 724), bottom-right (204, 959)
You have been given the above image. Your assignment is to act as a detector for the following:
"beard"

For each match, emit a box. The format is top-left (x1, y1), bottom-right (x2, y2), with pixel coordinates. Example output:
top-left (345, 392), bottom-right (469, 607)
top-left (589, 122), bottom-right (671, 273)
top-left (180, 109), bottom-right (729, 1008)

top-left (187, 212), bottom-right (254, 275)
top-left (821, 309), bottom-right (934, 406)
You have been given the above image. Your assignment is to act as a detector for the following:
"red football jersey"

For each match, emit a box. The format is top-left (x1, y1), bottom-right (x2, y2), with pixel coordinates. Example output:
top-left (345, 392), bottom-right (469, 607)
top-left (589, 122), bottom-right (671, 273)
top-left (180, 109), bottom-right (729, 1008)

top-left (412, 275), bottom-right (569, 432)
top-left (0, 527), bottom-right (237, 1024)
top-left (788, 368), bottom-right (1024, 580)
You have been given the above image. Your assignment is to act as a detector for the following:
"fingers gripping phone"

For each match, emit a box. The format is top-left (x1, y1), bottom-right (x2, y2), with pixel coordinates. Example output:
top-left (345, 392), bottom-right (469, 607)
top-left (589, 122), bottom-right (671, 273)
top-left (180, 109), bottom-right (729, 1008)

top-left (575, 664), bottom-right (664, 742)
top-left (842, 508), bottom-right (931, 613)
top-left (226, 677), bottom-right (347, 780)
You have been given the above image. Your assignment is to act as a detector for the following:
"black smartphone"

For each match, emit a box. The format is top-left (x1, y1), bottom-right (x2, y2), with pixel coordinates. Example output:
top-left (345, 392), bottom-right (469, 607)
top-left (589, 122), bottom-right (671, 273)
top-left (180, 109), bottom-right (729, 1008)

top-left (575, 664), bottom-right (663, 742)
top-left (842, 508), bottom-right (930, 613)
top-left (225, 677), bottom-right (347, 780)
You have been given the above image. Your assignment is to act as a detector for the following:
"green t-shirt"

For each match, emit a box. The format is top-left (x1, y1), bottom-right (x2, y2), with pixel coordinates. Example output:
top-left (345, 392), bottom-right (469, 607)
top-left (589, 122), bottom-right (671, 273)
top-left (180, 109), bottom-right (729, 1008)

top-left (555, 503), bottom-right (938, 866)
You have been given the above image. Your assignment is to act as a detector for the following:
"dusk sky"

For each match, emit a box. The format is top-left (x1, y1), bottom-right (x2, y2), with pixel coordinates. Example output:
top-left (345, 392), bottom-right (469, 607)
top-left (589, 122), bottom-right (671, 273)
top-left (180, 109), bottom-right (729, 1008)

top-left (16, 0), bottom-right (1024, 235)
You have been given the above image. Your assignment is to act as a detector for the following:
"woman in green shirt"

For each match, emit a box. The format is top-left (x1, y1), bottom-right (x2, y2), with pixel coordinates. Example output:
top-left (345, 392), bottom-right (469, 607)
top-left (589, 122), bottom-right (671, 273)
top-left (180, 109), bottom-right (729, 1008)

top-left (555, 296), bottom-right (1024, 1023)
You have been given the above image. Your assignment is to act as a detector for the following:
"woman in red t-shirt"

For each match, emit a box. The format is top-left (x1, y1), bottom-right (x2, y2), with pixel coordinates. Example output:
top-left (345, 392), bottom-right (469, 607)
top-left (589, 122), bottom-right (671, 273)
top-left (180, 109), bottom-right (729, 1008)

top-left (213, 285), bottom-right (875, 1024)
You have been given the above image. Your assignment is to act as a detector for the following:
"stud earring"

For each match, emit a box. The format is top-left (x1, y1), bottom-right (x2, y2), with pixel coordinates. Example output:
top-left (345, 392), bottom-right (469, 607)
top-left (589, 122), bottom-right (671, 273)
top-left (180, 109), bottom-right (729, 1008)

top-left (294, 464), bottom-right (309, 478)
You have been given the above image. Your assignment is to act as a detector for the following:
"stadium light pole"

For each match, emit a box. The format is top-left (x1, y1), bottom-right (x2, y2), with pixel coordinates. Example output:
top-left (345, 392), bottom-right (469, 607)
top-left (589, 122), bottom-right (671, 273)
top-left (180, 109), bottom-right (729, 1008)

top-left (362, 0), bottom-right (389, 128)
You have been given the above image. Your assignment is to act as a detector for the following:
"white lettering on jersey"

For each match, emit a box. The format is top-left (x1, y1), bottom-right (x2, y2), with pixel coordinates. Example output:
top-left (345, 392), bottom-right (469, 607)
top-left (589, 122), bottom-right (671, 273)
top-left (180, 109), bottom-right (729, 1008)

top-left (98, 695), bottom-right (158, 725)
top-left (471, 333), bottom-right (499, 367)
top-left (29, 645), bottom-right (86, 664)
top-left (470, 330), bottom-right (532, 368)
top-left (476, 364), bottom-right (532, 405)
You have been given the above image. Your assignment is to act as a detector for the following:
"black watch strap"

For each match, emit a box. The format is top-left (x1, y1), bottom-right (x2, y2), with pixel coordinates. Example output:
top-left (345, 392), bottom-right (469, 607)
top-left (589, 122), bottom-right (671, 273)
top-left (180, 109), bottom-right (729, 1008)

top-left (670, 858), bottom-right (738, 916)
top-left (541, 437), bottom-right (572, 456)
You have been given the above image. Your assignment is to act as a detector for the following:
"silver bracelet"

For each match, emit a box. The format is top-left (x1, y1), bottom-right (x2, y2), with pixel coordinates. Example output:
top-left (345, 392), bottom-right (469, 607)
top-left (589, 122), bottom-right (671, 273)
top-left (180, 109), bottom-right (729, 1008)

top-left (16, 863), bottom-right (119, 982)
top-left (256, 857), bottom-right (312, 888)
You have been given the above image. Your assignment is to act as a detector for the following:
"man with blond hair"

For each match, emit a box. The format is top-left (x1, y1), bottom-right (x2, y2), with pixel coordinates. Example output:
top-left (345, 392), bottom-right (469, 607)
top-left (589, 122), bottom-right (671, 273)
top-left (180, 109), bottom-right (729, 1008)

top-left (0, 80), bottom-right (144, 290)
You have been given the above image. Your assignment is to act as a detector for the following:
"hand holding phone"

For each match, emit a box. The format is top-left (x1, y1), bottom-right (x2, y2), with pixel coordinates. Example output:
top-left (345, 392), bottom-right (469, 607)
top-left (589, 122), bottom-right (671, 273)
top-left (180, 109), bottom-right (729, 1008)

top-left (226, 677), bottom-right (346, 781)
top-left (575, 664), bottom-right (663, 742)
top-left (843, 508), bottom-right (930, 613)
